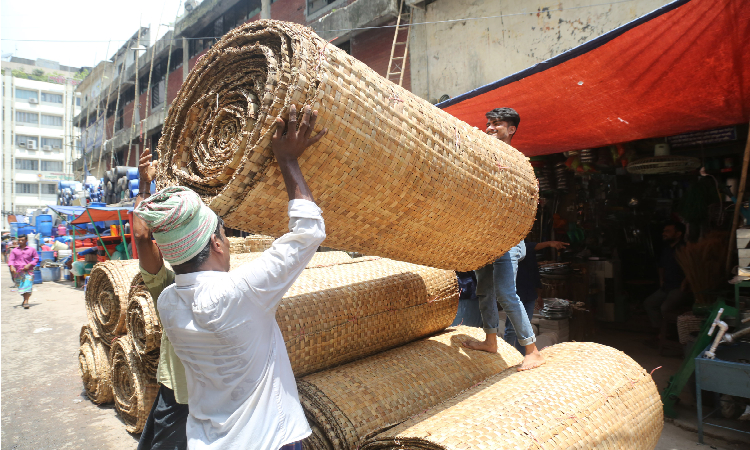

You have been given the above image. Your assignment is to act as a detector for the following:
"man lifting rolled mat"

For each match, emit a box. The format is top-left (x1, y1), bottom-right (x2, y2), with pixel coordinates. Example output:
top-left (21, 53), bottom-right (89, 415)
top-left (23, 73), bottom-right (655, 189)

top-left (134, 105), bottom-right (327, 450)
top-left (462, 107), bottom-right (545, 371)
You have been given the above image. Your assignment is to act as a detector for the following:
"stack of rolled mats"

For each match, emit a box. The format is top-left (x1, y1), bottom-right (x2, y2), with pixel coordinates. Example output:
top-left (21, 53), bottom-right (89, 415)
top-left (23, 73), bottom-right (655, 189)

top-left (228, 236), bottom-right (248, 254)
top-left (156, 19), bottom-right (539, 271)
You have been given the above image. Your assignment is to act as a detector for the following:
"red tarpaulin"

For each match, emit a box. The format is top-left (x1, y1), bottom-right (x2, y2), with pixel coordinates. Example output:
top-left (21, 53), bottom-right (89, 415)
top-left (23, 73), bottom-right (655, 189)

top-left (438, 0), bottom-right (750, 156)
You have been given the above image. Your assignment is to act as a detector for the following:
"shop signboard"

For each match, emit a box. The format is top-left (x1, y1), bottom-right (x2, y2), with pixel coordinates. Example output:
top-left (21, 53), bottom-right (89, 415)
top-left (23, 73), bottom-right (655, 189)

top-left (667, 127), bottom-right (737, 148)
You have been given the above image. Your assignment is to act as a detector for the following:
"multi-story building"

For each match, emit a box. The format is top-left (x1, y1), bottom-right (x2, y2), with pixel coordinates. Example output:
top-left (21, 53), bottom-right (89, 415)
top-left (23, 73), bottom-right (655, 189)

top-left (2, 57), bottom-right (83, 227)
top-left (72, 0), bottom-right (672, 179)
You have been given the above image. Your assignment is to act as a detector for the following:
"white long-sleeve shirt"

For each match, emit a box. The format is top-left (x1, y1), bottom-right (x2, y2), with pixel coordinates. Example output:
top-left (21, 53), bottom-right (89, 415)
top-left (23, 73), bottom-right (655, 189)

top-left (157, 199), bottom-right (326, 450)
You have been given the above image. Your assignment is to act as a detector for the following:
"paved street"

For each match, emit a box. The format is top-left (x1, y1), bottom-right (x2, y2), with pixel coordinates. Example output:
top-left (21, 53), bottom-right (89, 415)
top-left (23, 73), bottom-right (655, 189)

top-left (1, 268), bottom-right (137, 449)
top-left (1, 266), bottom-right (745, 450)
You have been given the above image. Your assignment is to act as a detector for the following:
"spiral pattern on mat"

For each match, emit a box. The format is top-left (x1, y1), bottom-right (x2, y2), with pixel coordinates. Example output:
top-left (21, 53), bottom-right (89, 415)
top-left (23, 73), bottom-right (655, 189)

top-left (126, 278), bottom-right (162, 355)
top-left (85, 260), bottom-right (141, 342)
top-left (78, 326), bottom-right (113, 404)
top-left (110, 336), bottom-right (159, 434)
top-left (157, 20), bottom-right (538, 271)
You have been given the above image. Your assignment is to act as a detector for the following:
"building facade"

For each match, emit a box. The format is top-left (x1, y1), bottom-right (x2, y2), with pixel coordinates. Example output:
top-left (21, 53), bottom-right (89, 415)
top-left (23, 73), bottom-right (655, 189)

top-left (1, 58), bottom-right (83, 227)
top-left (72, 0), bottom-right (671, 180)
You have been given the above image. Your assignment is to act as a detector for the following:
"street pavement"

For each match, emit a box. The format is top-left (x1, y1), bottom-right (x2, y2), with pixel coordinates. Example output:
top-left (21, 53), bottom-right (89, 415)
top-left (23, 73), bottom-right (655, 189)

top-left (1, 264), bottom-right (744, 449)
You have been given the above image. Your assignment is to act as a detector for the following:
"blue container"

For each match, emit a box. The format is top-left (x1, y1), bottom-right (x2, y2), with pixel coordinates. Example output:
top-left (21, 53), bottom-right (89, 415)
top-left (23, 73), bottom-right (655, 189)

top-left (40, 267), bottom-right (61, 282)
top-left (128, 179), bottom-right (139, 190)
top-left (89, 202), bottom-right (106, 207)
top-left (35, 214), bottom-right (53, 237)
top-left (33, 268), bottom-right (43, 284)
top-left (18, 226), bottom-right (35, 236)
top-left (10, 222), bottom-right (20, 238)
top-left (39, 250), bottom-right (55, 262)
top-left (127, 168), bottom-right (139, 180)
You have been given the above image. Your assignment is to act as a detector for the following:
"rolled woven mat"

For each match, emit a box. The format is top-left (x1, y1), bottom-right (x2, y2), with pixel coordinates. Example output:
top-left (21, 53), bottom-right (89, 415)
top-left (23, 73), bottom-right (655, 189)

top-left (362, 342), bottom-right (663, 450)
top-left (156, 20), bottom-right (538, 271)
top-left (228, 236), bottom-right (247, 253)
top-left (86, 260), bottom-right (141, 342)
top-left (229, 250), bottom-right (357, 270)
top-left (299, 326), bottom-right (523, 450)
top-left (244, 234), bottom-right (275, 252)
top-left (78, 325), bottom-right (113, 404)
top-left (126, 277), bottom-right (162, 355)
top-left (110, 336), bottom-right (159, 434)
top-left (280, 257), bottom-right (459, 377)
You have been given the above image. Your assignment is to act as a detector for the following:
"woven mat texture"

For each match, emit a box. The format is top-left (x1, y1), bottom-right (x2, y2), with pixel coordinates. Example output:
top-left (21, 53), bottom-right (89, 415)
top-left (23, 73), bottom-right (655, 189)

top-left (155, 20), bottom-right (538, 271)
top-left (279, 257), bottom-right (458, 377)
top-left (110, 335), bottom-right (159, 434)
top-left (244, 234), bottom-right (275, 252)
top-left (85, 260), bottom-right (141, 342)
top-left (299, 326), bottom-right (523, 449)
top-left (228, 236), bottom-right (247, 253)
top-left (126, 277), bottom-right (163, 355)
top-left (78, 325), bottom-right (113, 404)
top-left (362, 342), bottom-right (663, 450)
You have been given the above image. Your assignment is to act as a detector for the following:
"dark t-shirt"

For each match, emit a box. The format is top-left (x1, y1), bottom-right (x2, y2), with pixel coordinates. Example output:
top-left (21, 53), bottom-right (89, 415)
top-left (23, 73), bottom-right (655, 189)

top-left (660, 243), bottom-right (685, 291)
top-left (516, 241), bottom-right (541, 302)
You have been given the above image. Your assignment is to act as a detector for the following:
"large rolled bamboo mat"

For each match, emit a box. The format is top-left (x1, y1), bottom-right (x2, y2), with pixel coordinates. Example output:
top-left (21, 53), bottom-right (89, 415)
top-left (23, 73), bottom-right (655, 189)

top-left (156, 20), bottom-right (538, 271)
top-left (86, 260), bottom-right (141, 342)
top-left (362, 342), bottom-right (663, 450)
top-left (228, 236), bottom-right (247, 253)
top-left (299, 326), bottom-right (523, 450)
top-left (228, 250), bottom-right (357, 270)
top-left (244, 234), bottom-right (275, 252)
top-left (78, 326), bottom-right (113, 404)
top-left (279, 257), bottom-right (459, 377)
top-left (110, 336), bottom-right (159, 434)
top-left (126, 278), bottom-right (162, 355)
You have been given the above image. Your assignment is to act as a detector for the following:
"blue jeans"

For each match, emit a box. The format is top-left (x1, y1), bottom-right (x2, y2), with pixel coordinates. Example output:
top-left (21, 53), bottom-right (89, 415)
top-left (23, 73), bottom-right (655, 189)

top-left (504, 295), bottom-right (536, 355)
top-left (474, 242), bottom-right (536, 347)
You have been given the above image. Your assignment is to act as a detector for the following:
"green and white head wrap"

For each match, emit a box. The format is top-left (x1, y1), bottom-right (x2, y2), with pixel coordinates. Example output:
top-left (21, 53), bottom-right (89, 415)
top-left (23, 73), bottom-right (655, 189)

top-left (133, 186), bottom-right (219, 266)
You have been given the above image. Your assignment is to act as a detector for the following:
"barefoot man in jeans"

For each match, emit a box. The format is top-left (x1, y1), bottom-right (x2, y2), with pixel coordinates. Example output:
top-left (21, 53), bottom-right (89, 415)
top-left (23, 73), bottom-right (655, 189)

top-left (463, 107), bottom-right (545, 371)
top-left (134, 105), bottom-right (327, 450)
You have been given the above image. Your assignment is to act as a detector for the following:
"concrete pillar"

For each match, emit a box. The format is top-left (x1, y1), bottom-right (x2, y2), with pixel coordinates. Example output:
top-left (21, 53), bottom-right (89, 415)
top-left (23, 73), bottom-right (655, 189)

top-left (183, 37), bottom-right (189, 81)
top-left (261, 0), bottom-right (271, 19)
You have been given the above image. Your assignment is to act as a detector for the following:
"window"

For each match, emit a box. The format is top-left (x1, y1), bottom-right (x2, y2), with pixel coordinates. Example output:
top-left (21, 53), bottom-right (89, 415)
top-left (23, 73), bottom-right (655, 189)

top-left (41, 92), bottom-right (63, 104)
top-left (16, 183), bottom-right (39, 194)
top-left (42, 184), bottom-right (57, 195)
top-left (16, 135), bottom-right (39, 147)
top-left (16, 111), bottom-right (38, 124)
top-left (41, 137), bottom-right (63, 149)
top-left (76, 97), bottom-right (81, 106)
top-left (15, 89), bottom-right (38, 101)
top-left (15, 159), bottom-right (38, 170)
top-left (308, 0), bottom-right (341, 16)
top-left (41, 114), bottom-right (63, 127)
top-left (41, 160), bottom-right (63, 172)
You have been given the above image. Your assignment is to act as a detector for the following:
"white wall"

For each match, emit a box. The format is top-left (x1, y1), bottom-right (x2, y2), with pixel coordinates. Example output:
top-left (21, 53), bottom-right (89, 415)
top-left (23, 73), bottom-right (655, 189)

top-left (410, 0), bottom-right (672, 102)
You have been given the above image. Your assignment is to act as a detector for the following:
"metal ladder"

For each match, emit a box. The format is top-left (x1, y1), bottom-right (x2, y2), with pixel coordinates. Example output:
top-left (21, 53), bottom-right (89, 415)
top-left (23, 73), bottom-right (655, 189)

top-left (385, 0), bottom-right (412, 87)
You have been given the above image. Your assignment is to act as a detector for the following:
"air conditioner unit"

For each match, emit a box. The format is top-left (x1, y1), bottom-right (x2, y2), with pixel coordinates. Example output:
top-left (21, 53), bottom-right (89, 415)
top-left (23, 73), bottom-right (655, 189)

top-left (18, 142), bottom-right (26, 147)
top-left (29, 98), bottom-right (39, 104)
top-left (43, 145), bottom-right (52, 151)
top-left (27, 141), bottom-right (36, 150)
top-left (53, 145), bottom-right (61, 149)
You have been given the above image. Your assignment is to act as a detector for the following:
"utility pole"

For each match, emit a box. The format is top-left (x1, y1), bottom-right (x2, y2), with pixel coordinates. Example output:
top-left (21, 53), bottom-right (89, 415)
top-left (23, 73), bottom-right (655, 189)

top-left (261, 0), bottom-right (271, 19)
top-left (125, 26), bottom-right (143, 168)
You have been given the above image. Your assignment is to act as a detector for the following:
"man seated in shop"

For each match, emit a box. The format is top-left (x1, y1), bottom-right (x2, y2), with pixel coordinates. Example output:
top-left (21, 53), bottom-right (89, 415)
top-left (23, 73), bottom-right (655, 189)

top-left (643, 221), bottom-right (691, 347)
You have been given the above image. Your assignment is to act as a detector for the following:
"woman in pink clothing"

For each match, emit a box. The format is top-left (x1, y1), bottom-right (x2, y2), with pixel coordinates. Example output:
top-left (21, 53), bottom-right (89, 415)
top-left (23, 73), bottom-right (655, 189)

top-left (8, 236), bottom-right (39, 309)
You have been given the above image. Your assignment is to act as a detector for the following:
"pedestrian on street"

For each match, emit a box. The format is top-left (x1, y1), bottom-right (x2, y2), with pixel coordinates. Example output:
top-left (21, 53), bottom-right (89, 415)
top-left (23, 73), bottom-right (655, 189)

top-left (462, 107), bottom-right (545, 371)
top-left (8, 235), bottom-right (39, 309)
top-left (134, 104), bottom-right (327, 450)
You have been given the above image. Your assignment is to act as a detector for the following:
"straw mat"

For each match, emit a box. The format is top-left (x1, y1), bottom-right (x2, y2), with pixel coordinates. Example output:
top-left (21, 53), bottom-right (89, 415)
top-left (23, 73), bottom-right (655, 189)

top-left (78, 325), bottom-right (113, 404)
top-left (279, 258), bottom-right (458, 377)
top-left (126, 278), bottom-right (162, 355)
top-left (229, 251), bottom-right (359, 270)
top-left (228, 236), bottom-right (247, 253)
top-left (244, 234), bottom-right (275, 252)
top-left (156, 20), bottom-right (538, 271)
top-left (299, 326), bottom-right (523, 450)
top-left (362, 342), bottom-right (663, 450)
top-left (110, 336), bottom-right (159, 434)
top-left (86, 260), bottom-right (141, 342)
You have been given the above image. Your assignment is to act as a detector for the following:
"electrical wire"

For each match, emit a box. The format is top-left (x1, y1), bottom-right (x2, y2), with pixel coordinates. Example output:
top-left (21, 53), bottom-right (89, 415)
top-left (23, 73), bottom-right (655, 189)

top-left (1, 0), bottom-right (635, 43)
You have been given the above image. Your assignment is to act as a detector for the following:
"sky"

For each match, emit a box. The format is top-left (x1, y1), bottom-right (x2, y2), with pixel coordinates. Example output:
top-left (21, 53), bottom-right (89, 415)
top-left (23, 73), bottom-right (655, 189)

top-left (1, 0), bottom-right (185, 69)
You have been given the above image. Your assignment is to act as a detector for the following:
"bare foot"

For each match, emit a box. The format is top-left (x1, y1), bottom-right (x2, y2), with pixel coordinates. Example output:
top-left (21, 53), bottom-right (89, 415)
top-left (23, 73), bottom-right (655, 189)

top-left (462, 333), bottom-right (498, 353)
top-left (518, 349), bottom-right (545, 371)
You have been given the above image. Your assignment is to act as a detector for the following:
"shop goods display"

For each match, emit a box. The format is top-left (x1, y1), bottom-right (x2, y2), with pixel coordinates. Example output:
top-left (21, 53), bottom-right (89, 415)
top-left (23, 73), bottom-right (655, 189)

top-left (228, 236), bottom-right (247, 253)
top-left (362, 342), bottom-right (663, 450)
top-left (279, 257), bottom-right (458, 376)
top-left (156, 20), bottom-right (538, 271)
top-left (85, 260), bottom-right (141, 342)
top-left (244, 234), bottom-right (276, 252)
top-left (78, 325), bottom-right (113, 404)
top-left (110, 336), bottom-right (159, 434)
top-left (300, 326), bottom-right (523, 450)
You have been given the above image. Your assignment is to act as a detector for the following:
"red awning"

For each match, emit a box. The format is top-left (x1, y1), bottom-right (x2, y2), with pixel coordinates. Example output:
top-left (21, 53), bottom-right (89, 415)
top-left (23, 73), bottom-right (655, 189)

top-left (69, 207), bottom-right (132, 225)
top-left (438, 0), bottom-right (750, 156)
